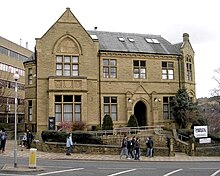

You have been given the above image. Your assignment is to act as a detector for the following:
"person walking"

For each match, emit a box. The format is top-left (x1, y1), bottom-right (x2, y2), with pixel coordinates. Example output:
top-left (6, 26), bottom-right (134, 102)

top-left (145, 137), bottom-right (149, 157)
top-left (146, 137), bottom-right (154, 157)
top-left (119, 135), bottom-right (129, 159)
top-left (26, 129), bottom-right (34, 149)
top-left (0, 129), bottom-right (7, 153)
top-left (66, 133), bottom-right (73, 155)
top-left (22, 132), bottom-right (27, 147)
top-left (134, 137), bottom-right (140, 160)
top-left (127, 137), bottom-right (133, 158)
top-left (0, 129), bottom-right (2, 149)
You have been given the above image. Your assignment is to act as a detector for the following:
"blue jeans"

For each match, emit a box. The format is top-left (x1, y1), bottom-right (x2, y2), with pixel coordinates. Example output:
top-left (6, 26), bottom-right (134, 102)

top-left (66, 146), bottom-right (72, 155)
top-left (146, 148), bottom-right (153, 157)
top-left (120, 147), bottom-right (128, 158)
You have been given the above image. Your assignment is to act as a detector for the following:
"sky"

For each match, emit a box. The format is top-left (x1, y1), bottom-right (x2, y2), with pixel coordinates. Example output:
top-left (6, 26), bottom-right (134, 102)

top-left (1, 0), bottom-right (220, 98)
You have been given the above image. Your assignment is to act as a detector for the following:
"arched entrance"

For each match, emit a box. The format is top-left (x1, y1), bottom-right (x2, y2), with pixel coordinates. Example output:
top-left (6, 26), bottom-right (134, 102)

top-left (134, 101), bottom-right (147, 126)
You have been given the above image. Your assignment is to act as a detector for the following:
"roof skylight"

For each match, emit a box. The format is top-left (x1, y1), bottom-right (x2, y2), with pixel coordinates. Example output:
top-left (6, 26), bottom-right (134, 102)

top-left (145, 38), bottom-right (160, 44)
top-left (128, 38), bottom-right (135, 42)
top-left (118, 37), bottom-right (125, 42)
top-left (90, 34), bottom-right (98, 40)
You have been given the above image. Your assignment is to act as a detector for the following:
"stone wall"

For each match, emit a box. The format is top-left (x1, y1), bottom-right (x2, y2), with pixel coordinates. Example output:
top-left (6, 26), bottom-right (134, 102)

top-left (195, 146), bottom-right (220, 156)
top-left (34, 141), bottom-right (169, 156)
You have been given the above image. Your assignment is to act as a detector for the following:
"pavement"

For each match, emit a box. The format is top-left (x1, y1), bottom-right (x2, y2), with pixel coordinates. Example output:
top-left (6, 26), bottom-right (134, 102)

top-left (1, 140), bottom-right (220, 173)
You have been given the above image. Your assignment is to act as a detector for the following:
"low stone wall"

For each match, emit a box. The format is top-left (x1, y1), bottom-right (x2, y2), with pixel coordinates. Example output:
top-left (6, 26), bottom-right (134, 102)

top-left (34, 141), bottom-right (169, 156)
top-left (196, 146), bottom-right (220, 156)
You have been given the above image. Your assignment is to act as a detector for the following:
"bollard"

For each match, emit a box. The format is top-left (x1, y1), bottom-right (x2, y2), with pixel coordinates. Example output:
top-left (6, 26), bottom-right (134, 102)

top-left (29, 148), bottom-right (37, 169)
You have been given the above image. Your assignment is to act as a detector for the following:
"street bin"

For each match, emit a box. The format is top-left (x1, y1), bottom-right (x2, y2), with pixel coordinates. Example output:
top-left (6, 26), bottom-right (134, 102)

top-left (29, 148), bottom-right (37, 168)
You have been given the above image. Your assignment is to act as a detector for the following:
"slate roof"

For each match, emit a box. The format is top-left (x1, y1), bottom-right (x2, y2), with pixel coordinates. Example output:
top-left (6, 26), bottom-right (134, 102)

top-left (88, 30), bottom-right (181, 55)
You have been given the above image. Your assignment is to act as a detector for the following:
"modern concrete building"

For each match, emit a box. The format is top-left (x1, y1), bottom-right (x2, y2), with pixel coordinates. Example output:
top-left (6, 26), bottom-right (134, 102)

top-left (24, 8), bottom-right (196, 133)
top-left (0, 36), bottom-right (33, 130)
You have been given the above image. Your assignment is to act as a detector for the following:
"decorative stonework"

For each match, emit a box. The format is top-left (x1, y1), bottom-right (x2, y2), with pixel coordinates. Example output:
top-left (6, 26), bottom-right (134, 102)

top-left (55, 81), bottom-right (62, 88)
top-left (63, 81), bottom-right (73, 88)
top-left (56, 37), bottom-right (79, 54)
top-left (74, 80), bottom-right (82, 89)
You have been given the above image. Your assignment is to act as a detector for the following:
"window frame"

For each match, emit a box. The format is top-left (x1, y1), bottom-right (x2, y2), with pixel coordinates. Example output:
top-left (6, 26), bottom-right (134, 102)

top-left (103, 59), bottom-right (117, 78)
top-left (163, 96), bottom-right (174, 120)
top-left (103, 96), bottom-right (118, 121)
top-left (133, 60), bottom-right (146, 79)
top-left (56, 55), bottom-right (79, 76)
top-left (186, 56), bottom-right (193, 81)
top-left (162, 61), bottom-right (174, 80)
top-left (55, 95), bottom-right (82, 123)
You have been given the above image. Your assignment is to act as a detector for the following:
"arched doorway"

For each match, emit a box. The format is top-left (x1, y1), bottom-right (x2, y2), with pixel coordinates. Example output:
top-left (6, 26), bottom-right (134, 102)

top-left (134, 101), bottom-right (147, 126)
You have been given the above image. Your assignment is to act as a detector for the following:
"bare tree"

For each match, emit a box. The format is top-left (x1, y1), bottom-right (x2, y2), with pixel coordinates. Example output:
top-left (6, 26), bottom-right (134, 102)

top-left (210, 68), bottom-right (220, 104)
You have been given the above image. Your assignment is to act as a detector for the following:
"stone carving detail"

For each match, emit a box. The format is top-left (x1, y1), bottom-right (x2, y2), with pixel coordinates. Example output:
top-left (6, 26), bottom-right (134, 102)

top-left (55, 81), bottom-right (62, 88)
top-left (64, 81), bottom-right (73, 88)
top-left (74, 80), bottom-right (82, 89)
top-left (56, 37), bottom-right (79, 54)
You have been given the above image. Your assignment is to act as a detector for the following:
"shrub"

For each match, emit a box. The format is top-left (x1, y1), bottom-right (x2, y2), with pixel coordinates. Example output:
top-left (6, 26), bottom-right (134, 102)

top-left (72, 121), bottom-right (86, 131)
top-left (72, 131), bottom-right (103, 144)
top-left (41, 130), bottom-right (68, 142)
top-left (127, 114), bottom-right (138, 127)
top-left (57, 122), bottom-right (73, 132)
top-left (41, 130), bottom-right (103, 144)
top-left (102, 114), bottom-right (113, 130)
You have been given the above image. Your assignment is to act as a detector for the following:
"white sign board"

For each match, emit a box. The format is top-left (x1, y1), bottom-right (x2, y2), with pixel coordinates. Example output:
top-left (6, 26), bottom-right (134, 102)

top-left (199, 138), bottom-right (211, 144)
top-left (194, 126), bottom-right (208, 138)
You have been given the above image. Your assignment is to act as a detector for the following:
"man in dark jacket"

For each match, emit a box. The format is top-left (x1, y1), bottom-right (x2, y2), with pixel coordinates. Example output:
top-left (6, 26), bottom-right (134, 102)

top-left (26, 129), bottom-right (34, 149)
top-left (119, 135), bottom-right (129, 159)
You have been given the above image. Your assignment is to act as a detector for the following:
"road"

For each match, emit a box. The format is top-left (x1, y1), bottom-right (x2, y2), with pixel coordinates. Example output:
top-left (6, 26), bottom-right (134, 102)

top-left (0, 157), bottom-right (220, 176)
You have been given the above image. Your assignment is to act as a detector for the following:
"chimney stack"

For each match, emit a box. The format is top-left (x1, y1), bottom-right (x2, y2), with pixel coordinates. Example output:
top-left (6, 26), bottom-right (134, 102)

top-left (26, 42), bottom-right (28, 49)
top-left (183, 33), bottom-right (189, 42)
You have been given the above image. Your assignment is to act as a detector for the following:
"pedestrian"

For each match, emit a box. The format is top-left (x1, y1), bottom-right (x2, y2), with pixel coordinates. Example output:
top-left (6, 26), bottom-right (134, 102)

top-left (119, 135), bottom-right (129, 159)
top-left (26, 129), bottom-right (34, 149)
top-left (0, 129), bottom-right (7, 153)
top-left (0, 129), bottom-right (2, 149)
top-left (127, 137), bottom-right (133, 158)
top-left (22, 132), bottom-right (27, 147)
top-left (131, 136), bottom-right (136, 158)
top-left (166, 136), bottom-right (171, 156)
top-left (145, 137), bottom-right (149, 156)
top-left (66, 133), bottom-right (73, 155)
top-left (146, 137), bottom-right (153, 157)
top-left (134, 137), bottom-right (140, 160)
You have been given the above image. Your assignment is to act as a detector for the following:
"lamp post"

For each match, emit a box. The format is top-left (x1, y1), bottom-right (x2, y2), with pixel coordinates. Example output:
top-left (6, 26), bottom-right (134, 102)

top-left (13, 72), bottom-right (19, 168)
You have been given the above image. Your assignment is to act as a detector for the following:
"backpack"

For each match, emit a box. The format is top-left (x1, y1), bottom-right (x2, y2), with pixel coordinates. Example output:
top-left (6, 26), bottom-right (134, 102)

top-left (134, 140), bottom-right (139, 149)
top-left (121, 138), bottom-right (127, 147)
top-left (1, 133), bottom-right (6, 140)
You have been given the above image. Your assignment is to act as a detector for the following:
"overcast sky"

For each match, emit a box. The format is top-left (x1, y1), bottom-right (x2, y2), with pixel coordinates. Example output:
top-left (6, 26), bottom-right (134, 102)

top-left (1, 0), bottom-right (219, 98)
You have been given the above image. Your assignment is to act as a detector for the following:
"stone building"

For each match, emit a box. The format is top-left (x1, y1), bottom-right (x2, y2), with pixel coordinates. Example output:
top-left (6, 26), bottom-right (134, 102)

top-left (23, 8), bottom-right (196, 133)
top-left (0, 36), bottom-right (33, 130)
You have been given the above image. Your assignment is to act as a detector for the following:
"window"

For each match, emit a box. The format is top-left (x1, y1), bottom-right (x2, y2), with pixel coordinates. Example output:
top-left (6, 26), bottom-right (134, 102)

top-left (163, 97), bottom-right (174, 120)
top-left (55, 95), bottom-right (81, 122)
top-left (28, 68), bottom-right (33, 85)
top-left (145, 38), bottom-right (160, 44)
top-left (118, 37), bottom-right (125, 42)
top-left (128, 37), bottom-right (135, 42)
top-left (56, 55), bottom-right (79, 76)
top-left (133, 60), bottom-right (146, 79)
top-left (0, 62), bottom-right (25, 76)
top-left (186, 56), bottom-right (193, 81)
top-left (28, 100), bottom-right (33, 122)
top-left (104, 97), bottom-right (117, 121)
top-left (103, 59), bottom-right (117, 78)
top-left (162, 62), bottom-right (174, 80)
